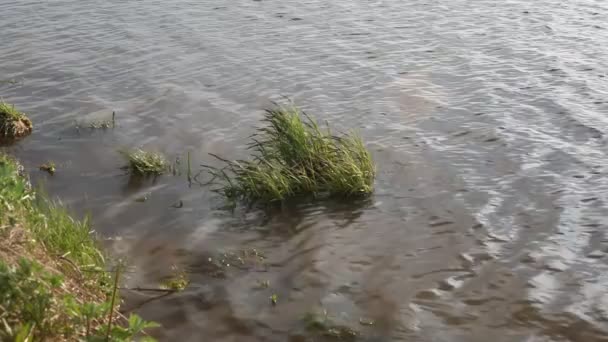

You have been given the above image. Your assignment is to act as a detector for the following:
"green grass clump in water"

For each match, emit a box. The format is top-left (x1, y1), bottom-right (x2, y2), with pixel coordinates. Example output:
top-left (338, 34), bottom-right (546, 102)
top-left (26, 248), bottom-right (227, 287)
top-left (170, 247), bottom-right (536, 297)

top-left (160, 266), bottom-right (189, 291)
top-left (88, 111), bottom-right (116, 129)
top-left (39, 161), bottom-right (56, 175)
top-left (206, 105), bottom-right (375, 204)
top-left (120, 149), bottom-right (168, 176)
top-left (303, 310), bottom-right (358, 340)
top-left (89, 120), bottom-right (112, 129)
top-left (0, 101), bottom-right (32, 139)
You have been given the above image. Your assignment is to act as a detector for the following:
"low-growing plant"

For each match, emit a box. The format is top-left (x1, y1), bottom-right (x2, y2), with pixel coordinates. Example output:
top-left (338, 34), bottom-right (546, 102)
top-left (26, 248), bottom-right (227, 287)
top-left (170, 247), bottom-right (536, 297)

top-left (64, 297), bottom-right (111, 338)
top-left (102, 313), bottom-right (160, 342)
top-left (1, 155), bottom-right (103, 272)
top-left (205, 104), bottom-right (375, 204)
top-left (0, 79), bottom-right (19, 85)
top-left (0, 101), bottom-right (32, 139)
top-left (0, 259), bottom-right (159, 341)
top-left (88, 112), bottom-right (116, 129)
top-left (120, 149), bottom-right (168, 176)
top-left (303, 310), bottom-right (358, 340)
top-left (160, 265), bottom-right (189, 291)
top-left (39, 161), bottom-right (56, 175)
top-left (0, 259), bottom-right (62, 340)
top-left (89, 120), bottom-right (112, 129)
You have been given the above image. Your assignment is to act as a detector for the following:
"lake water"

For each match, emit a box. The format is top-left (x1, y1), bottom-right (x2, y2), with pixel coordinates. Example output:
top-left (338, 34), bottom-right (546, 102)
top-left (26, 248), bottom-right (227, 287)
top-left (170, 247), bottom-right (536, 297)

top-left (2, 0), bottom-right (608, 340)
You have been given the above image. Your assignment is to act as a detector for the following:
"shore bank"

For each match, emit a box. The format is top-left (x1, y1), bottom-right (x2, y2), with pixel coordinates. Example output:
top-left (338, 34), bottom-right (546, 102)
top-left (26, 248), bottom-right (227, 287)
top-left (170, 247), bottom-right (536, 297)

top-left (0, 154), bottom-right (158, 341)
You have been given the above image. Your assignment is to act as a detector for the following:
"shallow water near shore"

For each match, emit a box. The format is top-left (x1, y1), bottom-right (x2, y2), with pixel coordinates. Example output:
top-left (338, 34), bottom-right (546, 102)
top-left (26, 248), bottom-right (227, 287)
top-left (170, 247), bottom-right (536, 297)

top-left (2, 0), bottom-right (608, 340)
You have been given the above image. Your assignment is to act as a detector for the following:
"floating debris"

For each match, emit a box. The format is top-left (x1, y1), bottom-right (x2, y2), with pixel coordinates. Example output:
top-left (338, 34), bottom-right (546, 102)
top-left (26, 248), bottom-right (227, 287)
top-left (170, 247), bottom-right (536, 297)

top-left (254, 280), bottom-right (270, 289)
top-left (358, 317), bottom-right (375, 326)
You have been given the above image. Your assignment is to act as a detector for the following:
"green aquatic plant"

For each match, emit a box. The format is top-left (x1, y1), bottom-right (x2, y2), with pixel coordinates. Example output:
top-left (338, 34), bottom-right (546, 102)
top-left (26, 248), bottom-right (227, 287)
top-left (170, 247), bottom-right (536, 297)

top-left (0, 79), bottom-right (19, 85)
top-left (270, 294), bottom-right (278, 306)
top-left (120, 149), bottom-right (168, 176)
top-left (303, 310), bottom-right (358, 340)
top-left (205, 104), bottom-right (375, 204)
top-left (160, 266), bottom-right (189, 291)
top-left (0, 101), bottom-right (32, 139)
top-left (39, 161), bottom-right (56, 175)
top-left (88, 111), bottom-right (116, 129)
top-left (254, 280), bottom-right (270, 289)
top-left (89, 120), bottom-right (112, 129)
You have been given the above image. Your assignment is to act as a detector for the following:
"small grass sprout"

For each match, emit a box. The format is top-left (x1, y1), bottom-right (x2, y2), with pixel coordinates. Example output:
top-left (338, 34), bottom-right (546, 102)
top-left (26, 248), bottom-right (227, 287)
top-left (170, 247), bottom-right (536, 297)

top-left (303, 310), bottom-right (358, 340)
top-left (88, 111), bottom-right (116, 129)
top-left (89, 120), bottom-right (112, 129)
top-left (270, 293), bottom-right (278, 305)
top-left (0, 101), bottom-right (32, 139)
top-left (205, 104), bottom-right (375, 204)
top-left (39, 161), bottom-right (56, 175)
top-left (160, 266), bottom-right (189, 291)
top-left (255, 280), bottom-right (270, 289)
top-left (0, 79), bottom-right (19, 85)
top-left (120, 149), bottom-right (168, 176)
top-left (0, 154), bottom-right (159, 340)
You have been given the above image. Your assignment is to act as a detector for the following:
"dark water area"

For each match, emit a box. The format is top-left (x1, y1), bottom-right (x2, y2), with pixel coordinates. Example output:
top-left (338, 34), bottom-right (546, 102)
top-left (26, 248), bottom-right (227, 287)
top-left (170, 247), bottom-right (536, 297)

top-left (2, 0), bottom-right (608, 340)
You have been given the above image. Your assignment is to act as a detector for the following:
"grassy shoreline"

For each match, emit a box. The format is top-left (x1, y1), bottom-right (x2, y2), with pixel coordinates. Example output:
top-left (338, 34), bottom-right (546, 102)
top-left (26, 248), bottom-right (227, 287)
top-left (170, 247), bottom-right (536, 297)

top-left (0, 154), bottom-right (158, 341)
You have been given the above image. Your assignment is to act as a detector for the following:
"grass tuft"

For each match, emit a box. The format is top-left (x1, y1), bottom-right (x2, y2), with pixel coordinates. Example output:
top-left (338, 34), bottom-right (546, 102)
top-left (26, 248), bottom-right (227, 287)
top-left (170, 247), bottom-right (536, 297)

top-left (205, 104), bottom-right (375, 204)
top-left (160, 266), bottom-right (189, 291)
top-left (0, 101), bottom-right (33, 139)
top-left (88, 112), bottom-right (116, 129)
top-left (39, 161), bottom-right (56, 175)
top-left (303, 310), bottom-right (358, 340)
top-left (89, 120), bottom-right (113, 129)
top-left (120, 149), bottom-right (168, 176)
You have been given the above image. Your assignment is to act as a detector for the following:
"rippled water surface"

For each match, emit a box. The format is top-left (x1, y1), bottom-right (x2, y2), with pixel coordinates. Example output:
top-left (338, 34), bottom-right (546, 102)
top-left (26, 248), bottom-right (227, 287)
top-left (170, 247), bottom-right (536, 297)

top-left (2, 0), bottom-right (608, 340)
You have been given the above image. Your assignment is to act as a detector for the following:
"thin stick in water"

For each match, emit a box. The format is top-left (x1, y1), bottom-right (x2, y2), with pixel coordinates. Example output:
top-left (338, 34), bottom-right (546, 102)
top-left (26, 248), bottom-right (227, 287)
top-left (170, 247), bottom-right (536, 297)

top-left (105, 263), bottom-right (121, 341)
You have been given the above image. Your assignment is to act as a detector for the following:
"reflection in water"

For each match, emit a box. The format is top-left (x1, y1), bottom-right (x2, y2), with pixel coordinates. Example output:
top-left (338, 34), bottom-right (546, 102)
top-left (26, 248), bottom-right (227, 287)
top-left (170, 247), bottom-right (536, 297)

top-left (2, 0), bottom-right (608, 340)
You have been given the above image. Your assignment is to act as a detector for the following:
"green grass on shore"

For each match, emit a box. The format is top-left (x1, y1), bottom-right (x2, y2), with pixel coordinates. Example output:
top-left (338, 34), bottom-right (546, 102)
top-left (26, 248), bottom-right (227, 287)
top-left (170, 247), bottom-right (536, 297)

top-left (0, 154), bottom-right (158, 341)
top-left (205, 105), bottom-right (375, 204)
top-left (0, 101), bottom-right (32, 139)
